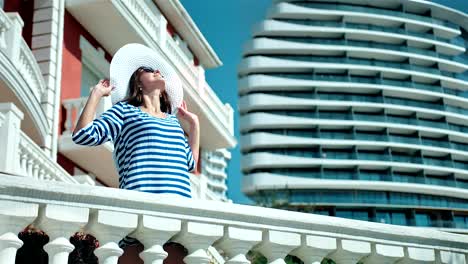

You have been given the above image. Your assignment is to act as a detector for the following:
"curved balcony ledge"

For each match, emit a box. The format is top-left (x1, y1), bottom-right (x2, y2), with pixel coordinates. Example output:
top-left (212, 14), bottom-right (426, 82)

top-left (242, 152), bottom-right (468, 180)
top-left (253, 20), bottom-right (465, 56)
top-left (241, 132), bottom-right (468, 160)
top-left (0, 12), bottom-right (49, 145)
top-left (238, 74), bottom-right (468, 108)
top-left (0, 174), bottom-right (467, 264)
top-left (240, 112), bottom-right (468, 143)
top-left (269, 2), bottom-right (461, 39)
top-left (239, 93), bottom-right (468, 125)
top-left (244, 37), bottom-right (468, 73)
top-left (239, 56), bottom-right (468, 90)
top-left (242, 172), bottom-right (468, 201)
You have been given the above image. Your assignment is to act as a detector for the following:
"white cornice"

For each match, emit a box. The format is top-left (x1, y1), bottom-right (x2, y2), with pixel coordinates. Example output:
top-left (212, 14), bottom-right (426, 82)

top-left (154, 0), bottom-right (222, 68)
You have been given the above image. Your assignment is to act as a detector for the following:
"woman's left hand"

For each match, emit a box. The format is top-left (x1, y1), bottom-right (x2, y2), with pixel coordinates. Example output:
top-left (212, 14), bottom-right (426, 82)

top-left (177, 101), bottom-right (199, 134)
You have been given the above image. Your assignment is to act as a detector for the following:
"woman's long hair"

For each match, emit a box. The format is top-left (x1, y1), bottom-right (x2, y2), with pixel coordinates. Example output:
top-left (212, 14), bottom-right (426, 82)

top-left (123, 68), bottom-right (172, 114)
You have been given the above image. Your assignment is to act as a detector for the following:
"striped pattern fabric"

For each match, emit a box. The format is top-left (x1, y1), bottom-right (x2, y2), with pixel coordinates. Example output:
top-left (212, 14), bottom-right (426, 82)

top-left (72, 101), bottom-right (195, 198)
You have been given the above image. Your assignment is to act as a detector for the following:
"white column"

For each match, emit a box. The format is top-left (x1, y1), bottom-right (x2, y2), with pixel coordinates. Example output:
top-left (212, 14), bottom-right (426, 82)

top-left (0, 103), bottom-right (24, 175)
top-left (291, 235), bottom-right (337, 264)
top-left (254, 230), bottom-right (301, 264)
top-left (439, 250), bottom-right (466, 264)
top-left (214, 226), bottom-right (262, 264)
top-left (130, 215), bottom-right (181, 264)
top-left (35, 204), bottom-right (89, 264)
top-left (172, 222), bottom-right (223, 264)
top-left (362, 244), bottom-right (404, 264)
top-left (396, 247), bottom-right (435, 264)
top-left (85, 210), bottom-right (138, 264)
top-left (328, 239), bottom-right (371, 264)
top-left (0, 201), bottom-right (38, 264)
top-left (31, 0), bottom-right (66, 158)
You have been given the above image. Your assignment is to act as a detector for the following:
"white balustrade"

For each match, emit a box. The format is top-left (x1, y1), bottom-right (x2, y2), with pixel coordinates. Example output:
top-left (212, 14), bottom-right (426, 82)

top-left (291, 235), bottom-right (337, 264)
top-left (130, 215), bottom-right (181, 264)
top-left (0, 174), bottom-right (466, 264)
top-left (85, 210), bottom-right (138, 264)
top-left (173, 222), bottom-right (223, 264)
top-left (0, 102), bottom-right (77, 183)
top-left (34, 205), bottom-right (89, 264)
top-left (254, 230), bottom-right (301, 264)
top-left (214, 226), bottom-right (262, 264)
top-left (0, 11), bottom-right (47, 124)
top-left (0, 201), bottom-right (38, 264)
top-left (362, 244), bottom-right (405, 264)
top-left (328, 239), bottom-right (371, 264)
top-left (62, 98), bottom-right (87, 135)
top-left (19, 130), bottom-right (78, 183)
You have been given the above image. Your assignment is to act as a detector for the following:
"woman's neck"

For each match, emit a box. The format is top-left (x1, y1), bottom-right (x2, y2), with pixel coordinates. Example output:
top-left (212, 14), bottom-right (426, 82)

top-left (141, 92), bottom-right (163, 115)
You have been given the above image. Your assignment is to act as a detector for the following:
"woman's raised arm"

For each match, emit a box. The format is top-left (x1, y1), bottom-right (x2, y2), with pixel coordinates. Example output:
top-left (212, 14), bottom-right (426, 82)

top-left (73, 79), bottom-right (113, 134)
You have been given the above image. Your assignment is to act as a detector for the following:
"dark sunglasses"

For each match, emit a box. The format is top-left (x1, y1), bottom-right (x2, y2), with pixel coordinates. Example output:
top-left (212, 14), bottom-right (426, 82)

top-left (139, 66), bottom-right (155, 73)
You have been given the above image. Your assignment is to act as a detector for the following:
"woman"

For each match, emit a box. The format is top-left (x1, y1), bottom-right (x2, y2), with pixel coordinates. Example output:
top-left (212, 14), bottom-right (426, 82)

top-left (72, 44), bottom-right (199, 248)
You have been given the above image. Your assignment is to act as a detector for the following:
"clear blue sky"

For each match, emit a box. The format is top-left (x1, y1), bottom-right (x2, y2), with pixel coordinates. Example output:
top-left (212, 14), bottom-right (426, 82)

top-left (180, 0), bottom-right (467, 204)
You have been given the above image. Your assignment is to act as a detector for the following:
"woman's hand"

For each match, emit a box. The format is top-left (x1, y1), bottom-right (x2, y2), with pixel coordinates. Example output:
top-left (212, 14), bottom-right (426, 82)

top-left (91, 79), bottom-right (114, 98)
top-left (177, 101), bottom-right (199, 134)
top-left (73, 79), bottom-right (114, 135)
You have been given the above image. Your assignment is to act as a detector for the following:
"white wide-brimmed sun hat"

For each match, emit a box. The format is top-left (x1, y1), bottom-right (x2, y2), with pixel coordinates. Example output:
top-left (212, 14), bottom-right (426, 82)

top-left (110, 43), bottom-right (183, 113)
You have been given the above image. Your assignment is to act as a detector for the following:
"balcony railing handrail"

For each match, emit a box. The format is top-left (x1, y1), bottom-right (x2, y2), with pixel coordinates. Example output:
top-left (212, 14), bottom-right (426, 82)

top-left (1, 174), bottom-right (467, 263)
top-left (1, 175), bottom-right (467, 249)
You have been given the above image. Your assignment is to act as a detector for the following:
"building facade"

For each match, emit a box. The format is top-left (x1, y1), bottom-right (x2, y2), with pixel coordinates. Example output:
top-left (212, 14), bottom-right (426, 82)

top-left (0, 0), bottom-right (236, 201)
top-left (240, 0), bottom-right (468, 231)
top-left (1, 0), bottom-right (468, 263)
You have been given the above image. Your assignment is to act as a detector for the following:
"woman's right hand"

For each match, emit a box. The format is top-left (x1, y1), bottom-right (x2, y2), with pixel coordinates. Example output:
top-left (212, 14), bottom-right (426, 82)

top-left (91, 79), bottom-right (114, 98)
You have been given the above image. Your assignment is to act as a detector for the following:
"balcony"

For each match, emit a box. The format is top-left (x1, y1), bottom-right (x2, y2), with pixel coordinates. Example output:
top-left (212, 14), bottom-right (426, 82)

top-left (0, 174), bottom-right (467, 263)
top-left (0, 11), bottom-right (50, 146)
top-left (65, 0), bottom-right (235, 150)
top-left (0, 102), bottom-right (77, 184)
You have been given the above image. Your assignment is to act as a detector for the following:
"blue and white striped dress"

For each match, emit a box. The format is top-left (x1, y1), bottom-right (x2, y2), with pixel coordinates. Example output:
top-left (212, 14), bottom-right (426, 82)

top-left (72, 101), bottom-right (195, 198)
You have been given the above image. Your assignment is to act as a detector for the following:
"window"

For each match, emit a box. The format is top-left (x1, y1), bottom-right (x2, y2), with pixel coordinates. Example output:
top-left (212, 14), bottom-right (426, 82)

top-left (80, 36), bottom-right (109, 97)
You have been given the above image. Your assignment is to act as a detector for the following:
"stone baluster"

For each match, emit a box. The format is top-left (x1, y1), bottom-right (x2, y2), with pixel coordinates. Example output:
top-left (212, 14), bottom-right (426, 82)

top-left (130, 215), bottom-right (181, 264)
top-left (19, 153), bottom-right (28, 175)
top-left (214, 226), bottom-right (262, 264)
top-left (362, 243), bottom-right (404, 264)
top-left (396, 247), bottom-right (435, 264)
top-left (85, 210), bottom-right (138, 264)
top-left (0, 201), bottom-right (38, 264)
top-left (172, 221), bottom-right (223, 264)
top-left (438, 250), bottom-right (467, 264)
top-left (35, 204), bottom-right (89, 264)
top-left (254, 230), bottom-right (301, 264)
top-left (32, 163), bottom-right (40, 179)
top-left (328, 239), bottom-right (371, 264)
top-left (291, 235), bottom-right (337, 264)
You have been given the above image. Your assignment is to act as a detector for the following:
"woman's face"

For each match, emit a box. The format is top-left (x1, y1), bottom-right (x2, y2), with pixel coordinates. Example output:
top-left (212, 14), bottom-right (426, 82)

top-left (138, 67), bottom-right (165, 92)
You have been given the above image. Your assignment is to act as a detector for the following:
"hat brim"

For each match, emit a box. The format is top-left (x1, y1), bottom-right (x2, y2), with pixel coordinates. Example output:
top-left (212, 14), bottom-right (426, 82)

top-left (109, 43), bottom-right (183, 113)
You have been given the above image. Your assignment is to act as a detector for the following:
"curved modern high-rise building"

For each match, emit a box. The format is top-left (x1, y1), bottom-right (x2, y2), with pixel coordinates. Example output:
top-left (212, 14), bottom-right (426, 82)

top-left (239, 0), bottom-right (468, 231)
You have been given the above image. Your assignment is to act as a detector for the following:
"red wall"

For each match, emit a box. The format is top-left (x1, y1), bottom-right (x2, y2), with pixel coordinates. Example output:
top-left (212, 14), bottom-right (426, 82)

top-left (58, 10), bottom-right (112, 174)
top-left (3, 0), bottom-right (34, 47)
